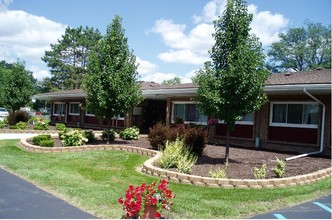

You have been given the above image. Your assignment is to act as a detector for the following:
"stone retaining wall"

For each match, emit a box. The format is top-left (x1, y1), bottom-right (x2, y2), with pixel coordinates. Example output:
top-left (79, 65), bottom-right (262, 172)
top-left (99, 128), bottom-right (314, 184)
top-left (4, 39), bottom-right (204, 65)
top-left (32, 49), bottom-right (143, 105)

top-left (19, 136), bottom-right (331, 189)
top-left (1, 129), bottom-right (58, 134)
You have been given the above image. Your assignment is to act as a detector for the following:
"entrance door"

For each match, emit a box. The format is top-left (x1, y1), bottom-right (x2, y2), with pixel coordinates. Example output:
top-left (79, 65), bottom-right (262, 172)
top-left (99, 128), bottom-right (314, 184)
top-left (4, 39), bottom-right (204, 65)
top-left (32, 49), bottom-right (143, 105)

top-left (141, 100), bottom-right (166, 133)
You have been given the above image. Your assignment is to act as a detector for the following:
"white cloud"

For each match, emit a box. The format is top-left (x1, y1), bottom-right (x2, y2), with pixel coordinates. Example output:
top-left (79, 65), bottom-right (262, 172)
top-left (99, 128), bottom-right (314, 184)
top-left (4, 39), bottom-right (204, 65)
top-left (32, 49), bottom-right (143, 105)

top-left (151, 19), bottom-right (213, 65)
top-left (141, 72), bottom-right (178, 83)
top-left (248, 4), bottom-right (289, 46)
top-left (29, 65), bottom-right (51, 81)
top-left (136, 57), bottom-right (158, 75)
top-left (192, 0), bottom-right (227, 24)
top-left (0, 9), bottom-right (66, 80)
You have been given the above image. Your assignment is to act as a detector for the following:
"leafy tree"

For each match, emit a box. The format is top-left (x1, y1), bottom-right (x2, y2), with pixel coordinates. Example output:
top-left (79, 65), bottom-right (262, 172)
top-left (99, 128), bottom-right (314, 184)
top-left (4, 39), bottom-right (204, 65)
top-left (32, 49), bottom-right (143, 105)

top-left (267, 22), bottom-right (331, 72)
top-left (193, 0), bottom-right (269, 164)
top-left (83, 15), bottom-right (143, 143)
top-left (162, 76), bottom-right (181, 85)
top-left (42, 26), bottom-right (102, 90)
top-left (0, 60), bottom-right (35, 111)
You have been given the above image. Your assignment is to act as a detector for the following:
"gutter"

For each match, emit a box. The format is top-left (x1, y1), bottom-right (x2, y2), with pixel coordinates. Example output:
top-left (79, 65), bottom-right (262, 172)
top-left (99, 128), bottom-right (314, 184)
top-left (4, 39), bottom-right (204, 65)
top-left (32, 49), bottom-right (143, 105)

top-left (285, 87), bottom-right (326, 161)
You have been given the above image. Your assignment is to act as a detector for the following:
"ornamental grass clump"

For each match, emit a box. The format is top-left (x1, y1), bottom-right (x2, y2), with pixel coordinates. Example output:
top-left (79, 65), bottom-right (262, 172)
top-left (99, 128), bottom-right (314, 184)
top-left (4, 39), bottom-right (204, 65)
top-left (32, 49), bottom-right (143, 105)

top-left (60, 129), bottom-right (88, 147)
top-left (118, 179), bottom-right (175, 219)
top-left (252, 163), bottom-right (267, 179)
top-left (273, 157), bottom-right (286, 178)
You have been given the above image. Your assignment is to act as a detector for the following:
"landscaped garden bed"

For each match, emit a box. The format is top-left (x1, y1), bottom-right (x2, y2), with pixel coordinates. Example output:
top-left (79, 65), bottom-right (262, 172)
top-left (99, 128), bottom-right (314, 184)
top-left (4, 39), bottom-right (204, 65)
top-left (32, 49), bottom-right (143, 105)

top-left (25, 134), bottom-right (331, 180)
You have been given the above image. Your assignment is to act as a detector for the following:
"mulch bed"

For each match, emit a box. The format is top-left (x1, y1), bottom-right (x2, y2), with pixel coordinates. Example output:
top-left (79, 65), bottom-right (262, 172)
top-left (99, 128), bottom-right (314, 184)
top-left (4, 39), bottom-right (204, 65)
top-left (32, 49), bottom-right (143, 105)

top-left (29, 136), bottom-right (331, 180)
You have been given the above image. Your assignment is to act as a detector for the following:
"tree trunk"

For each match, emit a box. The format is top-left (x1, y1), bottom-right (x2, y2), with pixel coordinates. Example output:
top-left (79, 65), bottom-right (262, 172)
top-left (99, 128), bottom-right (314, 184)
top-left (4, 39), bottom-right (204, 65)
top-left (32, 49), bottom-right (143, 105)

top-left (225, 123), bottom-right (230, 165)
top-left (107, 132), bottom-right (110, 144)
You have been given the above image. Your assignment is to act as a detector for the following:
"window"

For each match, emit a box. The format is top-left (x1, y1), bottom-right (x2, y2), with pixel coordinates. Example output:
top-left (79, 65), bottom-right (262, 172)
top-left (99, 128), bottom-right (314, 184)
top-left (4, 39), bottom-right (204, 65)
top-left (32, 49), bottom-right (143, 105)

top-left (112, 113), bottom-right (125, 120)
top-left (218, 112), bottom-right (254, 125)
top-left (53, 103), bottom-right (65, 116)
top-left (270, 102), bottom-right (319, 128)
top-left (69, 103), bottom-right (80, 115)
top-left (172, 102), bottom-right (207, 124)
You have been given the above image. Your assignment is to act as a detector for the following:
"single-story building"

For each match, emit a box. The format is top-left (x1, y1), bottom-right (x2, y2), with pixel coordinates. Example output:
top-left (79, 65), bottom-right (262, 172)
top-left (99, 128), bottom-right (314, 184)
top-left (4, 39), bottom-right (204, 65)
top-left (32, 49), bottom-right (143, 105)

top-left (33, 69), bottom-right (331, 155)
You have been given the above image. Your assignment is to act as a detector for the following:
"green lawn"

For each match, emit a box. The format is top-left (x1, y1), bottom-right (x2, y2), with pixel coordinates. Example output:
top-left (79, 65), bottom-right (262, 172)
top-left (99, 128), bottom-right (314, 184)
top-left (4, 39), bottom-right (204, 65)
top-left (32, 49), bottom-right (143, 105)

top-left (0, 139), bottom-right (330, 219)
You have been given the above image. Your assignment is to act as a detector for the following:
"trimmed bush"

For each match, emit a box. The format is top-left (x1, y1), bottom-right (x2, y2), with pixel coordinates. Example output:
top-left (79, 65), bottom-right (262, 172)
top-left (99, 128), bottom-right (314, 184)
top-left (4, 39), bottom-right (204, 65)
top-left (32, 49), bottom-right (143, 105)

top-left (39, 139), bottom-right (54, 147)
top-left (148, 123), bottom-right (207, 155)
top-left (8, 110), bottom-right (30, 125)
top-left (32, 134), bottom-right (51, 145)
top-left (34, 122), bottom-right (49, 130)
top-left (101, 129), bottom-right (116, 142)
top-left (84, 130), bottom-right (96, 143)
top-left (55, 123), bottom-right (66, 131)
top-left (148, 123), bottom-right (169, 150)
top-left (15, 121), bottom-right (28, 130)
top-left (119, 126), bottom-right (139, 140)
top-left (61, 129), bottom-right (88, 146)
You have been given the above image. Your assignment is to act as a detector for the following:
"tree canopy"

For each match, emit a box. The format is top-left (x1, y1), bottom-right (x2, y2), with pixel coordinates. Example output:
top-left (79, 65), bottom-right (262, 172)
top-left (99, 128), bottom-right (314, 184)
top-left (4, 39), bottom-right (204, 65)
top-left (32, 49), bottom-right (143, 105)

top-left (42, 26), bottom-right (102, 89)
top-left (267, 22), bottom-right (331, 72)
top-left (193, 0), bottom-right (269, 164)
top-left (83, 15), bottom-right (143, 125)
top-left (161, 76), bottom-right (181, 85)
top-left (0, 60), bottom-right (36, 111)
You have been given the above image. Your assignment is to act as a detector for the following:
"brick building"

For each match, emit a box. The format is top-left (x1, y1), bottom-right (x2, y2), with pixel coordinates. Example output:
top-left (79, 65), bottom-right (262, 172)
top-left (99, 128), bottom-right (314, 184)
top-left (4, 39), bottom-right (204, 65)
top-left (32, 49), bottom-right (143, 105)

top-left (33, 69), bottom-right (331, 155)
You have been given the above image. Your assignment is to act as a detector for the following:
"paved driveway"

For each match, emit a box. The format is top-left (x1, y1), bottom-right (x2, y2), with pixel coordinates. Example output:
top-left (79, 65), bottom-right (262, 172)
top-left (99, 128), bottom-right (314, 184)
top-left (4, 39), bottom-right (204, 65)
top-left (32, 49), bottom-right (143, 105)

top-left (0, 168), bottom-right (97, 219)
top-left (252, 194), bottom-right (331, 219)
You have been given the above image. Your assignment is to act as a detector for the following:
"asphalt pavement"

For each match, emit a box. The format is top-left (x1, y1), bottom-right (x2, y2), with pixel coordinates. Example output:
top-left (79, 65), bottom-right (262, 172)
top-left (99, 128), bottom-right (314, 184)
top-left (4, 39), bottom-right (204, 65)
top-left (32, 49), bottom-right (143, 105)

top-left (0, 168), bottom-right (97, 219)
top-left (252, 194), bottom-right (331, 219)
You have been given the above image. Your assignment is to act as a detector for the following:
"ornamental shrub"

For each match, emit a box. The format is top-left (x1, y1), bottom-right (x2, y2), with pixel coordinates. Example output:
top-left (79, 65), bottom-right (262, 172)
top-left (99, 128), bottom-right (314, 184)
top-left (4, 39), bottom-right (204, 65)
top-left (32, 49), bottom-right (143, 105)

top-left (9, 125), bottom-right (17, 129)
top-left (61, 129), bottom-right (88, 146)
top-left (252, 163), bottom-right (267, 179)
top-left (34, 122), bottom-right (49, 130)
top-left (148, 123), bottom-right (169, 150)
top-left (39, 139), bottom-right (54, 147)
top-left (8, 110), bottom-right (30, 125)
top-left (273, 157), bottom-right (286, 178)
top-left (148, 123), bottom-right (207, 155)
top-left (55, 123), bottom-right (66, 131)
top-left (209, 165), bottom-right (227, 178)
top-left (84, 130), bottom-right (96, 143)
top-left (120, 126), bottom-right (140, 140)
top-left (101, 129), bottom-right (116, 142)
top-left (32, 134), bottom-right (51, 145)
top-left (15, 121), bottom-right (28, 130)
top-left (0, 120), bottom-right (6, 128)
top-left (177, 147), bottom-right (198, 174)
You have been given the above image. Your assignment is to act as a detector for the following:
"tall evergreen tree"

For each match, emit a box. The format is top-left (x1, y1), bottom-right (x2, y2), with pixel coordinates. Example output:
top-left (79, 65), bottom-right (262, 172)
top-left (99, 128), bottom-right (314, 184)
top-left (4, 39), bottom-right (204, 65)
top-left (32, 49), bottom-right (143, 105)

top-left (42, 26), bottom-right (102, 89)
top-left (194, 0), bottom-right (269, 164)
top-left (83, 15), bottom-right (143, 142)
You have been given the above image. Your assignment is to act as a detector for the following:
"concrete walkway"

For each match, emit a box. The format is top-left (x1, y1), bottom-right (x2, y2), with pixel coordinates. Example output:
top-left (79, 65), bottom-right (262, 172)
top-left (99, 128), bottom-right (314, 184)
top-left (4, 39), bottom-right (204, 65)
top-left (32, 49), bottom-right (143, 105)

top-left (0, 133), bottom-right (38, 140)
top-left (0, 168), bottom-right (97, 219)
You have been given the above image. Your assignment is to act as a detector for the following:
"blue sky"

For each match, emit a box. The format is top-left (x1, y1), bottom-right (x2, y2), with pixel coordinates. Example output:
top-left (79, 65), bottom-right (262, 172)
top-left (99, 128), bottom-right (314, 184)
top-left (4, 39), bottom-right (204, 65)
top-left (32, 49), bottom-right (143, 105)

top-left (0, 0), bottom-right (330, 83)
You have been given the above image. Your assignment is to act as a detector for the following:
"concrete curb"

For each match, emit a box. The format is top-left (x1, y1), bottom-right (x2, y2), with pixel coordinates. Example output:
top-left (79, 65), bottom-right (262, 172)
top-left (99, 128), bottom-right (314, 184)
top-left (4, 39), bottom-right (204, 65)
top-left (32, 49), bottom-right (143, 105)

top-left (19, 136), bottom-right (331, 189)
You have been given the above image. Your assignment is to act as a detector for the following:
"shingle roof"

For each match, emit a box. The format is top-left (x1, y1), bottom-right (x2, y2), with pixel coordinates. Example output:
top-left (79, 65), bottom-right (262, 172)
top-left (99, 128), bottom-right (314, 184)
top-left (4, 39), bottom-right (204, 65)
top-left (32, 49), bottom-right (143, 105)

top-left (267, 69), bottom-right (331, 85)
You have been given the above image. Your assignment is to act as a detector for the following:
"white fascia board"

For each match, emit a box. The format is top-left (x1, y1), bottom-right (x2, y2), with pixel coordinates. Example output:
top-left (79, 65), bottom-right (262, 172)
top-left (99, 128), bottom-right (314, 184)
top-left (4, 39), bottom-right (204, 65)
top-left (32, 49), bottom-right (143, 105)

top-left (264, 84), bottom-right (331, 93)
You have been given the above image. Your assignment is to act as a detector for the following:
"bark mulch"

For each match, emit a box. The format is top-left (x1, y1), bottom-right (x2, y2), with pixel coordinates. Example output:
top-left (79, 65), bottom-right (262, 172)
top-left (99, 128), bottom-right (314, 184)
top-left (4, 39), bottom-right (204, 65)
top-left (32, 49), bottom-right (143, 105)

top-left (47, 136), bottom-right (331, 180)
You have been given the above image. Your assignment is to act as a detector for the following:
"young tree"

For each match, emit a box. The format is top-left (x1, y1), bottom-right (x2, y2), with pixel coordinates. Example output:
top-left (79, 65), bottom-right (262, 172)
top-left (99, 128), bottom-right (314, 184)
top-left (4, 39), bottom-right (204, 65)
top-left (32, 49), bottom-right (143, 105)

top-left (0, 60), bottom-right (35, 111)
top-left (42, 26), bottom-right (102, 89)
top-left (83, 15), bottom-right (143, 143)
top-left (193, 0), bottom-right (269, 164)
top-left (162, 76), bottom-right (181, 85)
top-left (267, 22), bottom-right (331, 72)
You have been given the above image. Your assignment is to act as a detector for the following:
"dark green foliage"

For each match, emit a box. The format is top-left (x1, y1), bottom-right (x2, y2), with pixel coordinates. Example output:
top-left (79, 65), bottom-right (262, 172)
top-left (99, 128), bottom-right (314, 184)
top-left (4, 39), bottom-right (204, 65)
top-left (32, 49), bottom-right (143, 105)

top-left (42, 26), bottom-right (102, 90)
top-left (148, 124), bottom-right (207, 156)
top-left (84, 130), bottom-right (96, 143)
top-left (193, 0), bottom-right (269, 163)
top-left (55, 123), bottom-right (66, 131)
top-left (101, 129), bottom-right (116, 142)
top-left (83, 15), bottom-right (143, 123)
top-left (32, 134), bottom-right (51, 146)
top-left (9, 125), bottom-right (17, 129)
top-left (267, 22), bottom-right (331, 72)
top-left (39, 139), bottom-right (54, 147)
top-left (0, 60), bottom-right (35, 111)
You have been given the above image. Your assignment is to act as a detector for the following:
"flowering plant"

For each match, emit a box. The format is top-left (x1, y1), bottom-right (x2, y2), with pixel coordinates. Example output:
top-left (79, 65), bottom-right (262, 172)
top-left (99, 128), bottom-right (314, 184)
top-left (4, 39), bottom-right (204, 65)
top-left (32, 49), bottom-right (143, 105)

top-left (118, 179), bottom-right (175, 219)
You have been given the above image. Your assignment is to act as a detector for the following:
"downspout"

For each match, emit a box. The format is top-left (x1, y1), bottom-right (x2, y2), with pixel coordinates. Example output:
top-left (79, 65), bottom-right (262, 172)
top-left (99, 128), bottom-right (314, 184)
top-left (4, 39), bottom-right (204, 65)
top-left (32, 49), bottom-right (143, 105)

top-left (285, 88), bottom-right (325, 161)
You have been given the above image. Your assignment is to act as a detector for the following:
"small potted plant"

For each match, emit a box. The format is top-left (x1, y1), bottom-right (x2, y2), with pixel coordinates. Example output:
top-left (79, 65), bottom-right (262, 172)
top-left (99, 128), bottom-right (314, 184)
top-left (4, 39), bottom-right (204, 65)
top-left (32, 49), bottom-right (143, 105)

top-left (118, 179), bottom-right (175, 219)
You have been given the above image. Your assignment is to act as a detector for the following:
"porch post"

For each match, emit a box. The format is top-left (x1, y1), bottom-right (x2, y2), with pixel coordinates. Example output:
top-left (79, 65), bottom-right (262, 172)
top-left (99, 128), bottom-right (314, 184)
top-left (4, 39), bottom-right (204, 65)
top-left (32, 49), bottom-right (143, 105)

top-left (166, 97), bottom-right (172, 126)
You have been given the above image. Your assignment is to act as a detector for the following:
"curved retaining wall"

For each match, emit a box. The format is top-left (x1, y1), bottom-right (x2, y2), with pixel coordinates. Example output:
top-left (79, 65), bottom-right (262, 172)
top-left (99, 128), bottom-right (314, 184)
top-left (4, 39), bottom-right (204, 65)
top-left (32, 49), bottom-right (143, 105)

top-left (19, 137), bottom-right (331, 189)
top-left (1, 129), bottom-right (58, 134)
